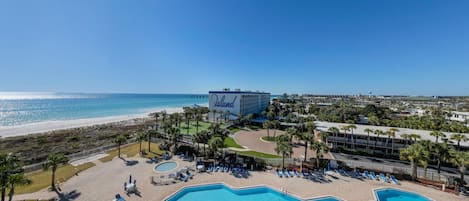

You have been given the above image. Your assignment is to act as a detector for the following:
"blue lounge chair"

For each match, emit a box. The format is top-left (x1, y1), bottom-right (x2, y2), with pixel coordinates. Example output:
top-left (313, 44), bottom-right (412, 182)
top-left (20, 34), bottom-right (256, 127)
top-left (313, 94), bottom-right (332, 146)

top-left (186, 171), bottom-right (193, 179)
top-left (224, 166), bottom-right (229, 172)
top-left (276, 169), bottom-right (282, 177)
top-left (379, 173), bottom-right (388, 182)
top-left (288, 170), bottom-right (294, 177)
top-left (364, 171), bottom-right (371, 179)
top-left (207, 166), bottom-right (212, 172)
top-left (293, 170), bottom-right (299, 177)
top-left (370, 172), bottom-right (378, 180)
top-left (282, 169), bottom-right (289, 178)
top-left (355, 170), bottom-right (362, 178)
top-left (390, 175), bottom-right (400, 185)
top-left (302, 170), bottom-right (310, 178)
top-left (215, 166), bottom-right (220, 172)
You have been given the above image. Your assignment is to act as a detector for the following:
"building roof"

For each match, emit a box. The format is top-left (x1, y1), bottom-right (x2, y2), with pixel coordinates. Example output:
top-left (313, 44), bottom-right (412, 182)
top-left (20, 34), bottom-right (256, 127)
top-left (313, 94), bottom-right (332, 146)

top-left (315, 121), bottom-right (469, 147)
top-left (209, 91), bottom-right (270, 94)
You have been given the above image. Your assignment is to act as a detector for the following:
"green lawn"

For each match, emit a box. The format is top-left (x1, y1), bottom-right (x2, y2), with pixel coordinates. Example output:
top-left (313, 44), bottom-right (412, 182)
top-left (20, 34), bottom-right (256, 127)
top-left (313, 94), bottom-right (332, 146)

top-left (224, 137), bottom-right (244, 149)
top-left (261, 136), bottom-right (277, 142)
top-left (179, 121), bottom-right (229, 135)
top-left (235, 150), bottom-right (281, 158)
top-left (16, 162), bottom-right (95, 194)
top-left (99, 141), bottom-right (163, 162)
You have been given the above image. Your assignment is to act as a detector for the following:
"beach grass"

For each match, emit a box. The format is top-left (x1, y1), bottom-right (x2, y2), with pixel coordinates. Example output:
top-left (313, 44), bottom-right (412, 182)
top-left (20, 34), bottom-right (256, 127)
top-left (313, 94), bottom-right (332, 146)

top-left (224, 137), bottom-right (244, 149)
top-left (16, 162), bottom-right (95, 194)
top-left (235, 150), bottom-right (281, 158)
top-left (99, 141), bottom-right (163, 162)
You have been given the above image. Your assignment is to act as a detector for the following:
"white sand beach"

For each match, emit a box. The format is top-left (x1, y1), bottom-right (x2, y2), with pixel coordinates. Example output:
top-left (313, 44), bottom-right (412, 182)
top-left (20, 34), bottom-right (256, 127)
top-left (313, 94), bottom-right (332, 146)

top-left (0, 107), bottom-right (184, 138)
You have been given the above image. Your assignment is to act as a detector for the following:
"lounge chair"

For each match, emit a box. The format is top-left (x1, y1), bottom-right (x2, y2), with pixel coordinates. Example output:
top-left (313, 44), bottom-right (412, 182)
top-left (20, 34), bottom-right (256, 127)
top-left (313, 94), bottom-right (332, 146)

top-left (215, 166), bottom-right (220, 172)
top-left (288, 170), bottom-right (294, 177)
top-left (186, 171), bottom-right (193, 179)
top-left (207, 166), bottom-right (213, 172)
top-left (364, 171), bottom-right (371, 179)
top-left (293, 169), bottom-right (299, 177)
top-left (302, 170), bottom-right (309, 178)
top-left (379, 173), bottom-right (388, 182)
top-left (276, 169), bottom-right (282, 177)
top-left (224, 166), bottom-right (229, 172)
top-left (282, 169), bottom-right (289, 178)
top-left (370, 172), bottom-right (378, 180)
top-left (390, 175), bottom-right (400, 185)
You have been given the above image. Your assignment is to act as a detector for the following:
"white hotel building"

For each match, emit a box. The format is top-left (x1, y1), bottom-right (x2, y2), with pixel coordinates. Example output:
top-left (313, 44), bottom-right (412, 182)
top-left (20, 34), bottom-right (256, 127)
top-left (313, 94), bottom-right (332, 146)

top-left (208, 90), bottom-right (270, 121)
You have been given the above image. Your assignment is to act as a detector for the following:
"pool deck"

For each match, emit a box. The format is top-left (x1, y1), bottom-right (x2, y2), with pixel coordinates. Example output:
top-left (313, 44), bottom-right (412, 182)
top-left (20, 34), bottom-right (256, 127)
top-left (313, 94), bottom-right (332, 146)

top-left (13, 156), bottom-right (466, 201)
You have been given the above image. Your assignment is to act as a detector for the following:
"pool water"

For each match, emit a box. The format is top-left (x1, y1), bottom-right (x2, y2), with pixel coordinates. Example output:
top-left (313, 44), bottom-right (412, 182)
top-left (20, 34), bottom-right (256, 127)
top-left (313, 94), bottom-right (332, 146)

top-left (166, 184), bottom-right (342, 201)
top-left (167, 184), bottom-right (299, 201)
top-left (155, 161), bottom-right (178, 172)
top-left (375, 188), bottom-right (431, 201)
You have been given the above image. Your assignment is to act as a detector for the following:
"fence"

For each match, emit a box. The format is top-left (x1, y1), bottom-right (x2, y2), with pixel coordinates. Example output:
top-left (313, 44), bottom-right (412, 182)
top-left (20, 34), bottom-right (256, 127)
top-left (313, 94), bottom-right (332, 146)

top-left (23, 138), bottom-right (140, 172)
top-left (341, 159), bottom-right (456, 184)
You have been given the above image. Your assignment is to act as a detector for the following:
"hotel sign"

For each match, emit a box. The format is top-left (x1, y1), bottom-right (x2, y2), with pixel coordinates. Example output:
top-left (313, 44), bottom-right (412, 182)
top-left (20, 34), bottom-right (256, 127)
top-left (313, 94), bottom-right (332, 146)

top-left (209, 93), bottom-right (240, 114)
top-left (213, 94), bottom-right (237, 108)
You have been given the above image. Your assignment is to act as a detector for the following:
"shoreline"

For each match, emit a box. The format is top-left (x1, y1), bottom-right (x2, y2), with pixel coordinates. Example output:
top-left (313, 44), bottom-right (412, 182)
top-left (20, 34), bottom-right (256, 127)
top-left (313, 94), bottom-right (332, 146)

top-left (0, 107), bottom-right (188, 138)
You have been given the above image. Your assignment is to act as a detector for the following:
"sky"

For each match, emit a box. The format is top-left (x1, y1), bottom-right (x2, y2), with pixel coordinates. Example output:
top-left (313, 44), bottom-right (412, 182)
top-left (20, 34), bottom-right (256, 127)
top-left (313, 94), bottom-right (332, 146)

top-left (0, 0), bottom-right (468, 96)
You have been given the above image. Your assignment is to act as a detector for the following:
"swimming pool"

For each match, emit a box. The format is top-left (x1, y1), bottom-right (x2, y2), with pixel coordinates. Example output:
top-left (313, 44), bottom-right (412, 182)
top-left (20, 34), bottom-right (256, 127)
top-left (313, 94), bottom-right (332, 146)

top-left (374, 188), bottom-right (431, 201)
top-left (166, 183), bottom-right (342, 201)
top-left (154, 161), bottom-right (178, 172)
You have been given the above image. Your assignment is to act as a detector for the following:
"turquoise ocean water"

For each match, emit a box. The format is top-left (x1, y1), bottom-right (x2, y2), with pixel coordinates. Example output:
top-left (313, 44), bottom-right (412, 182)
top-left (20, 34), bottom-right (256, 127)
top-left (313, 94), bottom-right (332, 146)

top-left (0, 93), bottom-right (208, 127)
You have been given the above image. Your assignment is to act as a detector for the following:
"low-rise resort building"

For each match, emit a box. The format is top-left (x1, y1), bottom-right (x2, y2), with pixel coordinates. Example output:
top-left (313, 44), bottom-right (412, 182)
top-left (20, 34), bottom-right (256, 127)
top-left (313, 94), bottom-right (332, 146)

top-left (316, 121), bottom-right (469, 155)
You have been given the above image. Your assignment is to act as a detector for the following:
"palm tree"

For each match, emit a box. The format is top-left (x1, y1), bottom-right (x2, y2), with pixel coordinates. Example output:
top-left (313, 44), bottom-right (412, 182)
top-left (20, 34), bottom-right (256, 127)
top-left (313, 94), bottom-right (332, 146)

top-left (399, 143), bottom-right (429, 180)
top-left (286, 127), bottom-right (298, 149)
top-left (43, 153), bottom-right (68, 190)
top-left (430, 131), bottom-right (446, 144)
top-left (299, 122), bottom-right (315, 162)
top-left (7, 173), bottom-right (31, 201)
top-left (450, 133), bottom-right (468, 150)
top-left (136, 132), bottom-right (146, 154)
top-left (310, 141), bottom-right (329, 168)
top-left (263, 120), bottom-right (272, 137)
top-left (275, 135), bottom-right (293, 169)
top-left (409, 133), bottom-right (421, 144)
top-left (373, 129), bottom-right (384, 153)
top-left (400, 134), bottom-right (410, 145)
top-left (364, 128), bottom-right (373, 153)
top-left (319, 132), bottom-right (329, 144)
top-left (449, 149), bottom-right (469, 187)
top-left (114, 134), bottom-right (127, 158)
top-left (194, 112), bottom-right (203, 135)
top-left (0, 154), bottom-right (22, 201)
top-left (198, 130), bottom-right (210, 155)
top-left (208, 123), bottom-right (221, 137)
top-left (328, 127), bottom-right (339, 150)
top-left (208, 136), bottom-right (224, 157)
top-left (340, 126), bottom-right (350, 148)
top-left (271, 120), bottom-right (280, 137)
top-left (168, 127), bottom-right (182, 153)
top-left (150, 112), bottom-right (160, 130)
top-left (347, 124), bottom-right (357, 149)
top-left (433, 142), bottom-right (451, 174)
top-left (146, 130), bottom-right (159, 152)
top-left (388, 128), bottom-right (399, 155)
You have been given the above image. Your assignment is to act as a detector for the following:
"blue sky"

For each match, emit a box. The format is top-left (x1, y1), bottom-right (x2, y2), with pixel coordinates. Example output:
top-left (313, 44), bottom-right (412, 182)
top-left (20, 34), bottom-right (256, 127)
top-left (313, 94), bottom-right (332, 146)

top-left (0, 0), bottom-right (468, 95)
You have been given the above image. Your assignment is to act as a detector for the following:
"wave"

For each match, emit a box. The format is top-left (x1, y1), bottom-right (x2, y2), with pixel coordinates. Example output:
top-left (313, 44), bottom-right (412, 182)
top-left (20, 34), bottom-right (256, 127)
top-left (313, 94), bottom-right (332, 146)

top-left (0, 92), bottom-right (98, 100)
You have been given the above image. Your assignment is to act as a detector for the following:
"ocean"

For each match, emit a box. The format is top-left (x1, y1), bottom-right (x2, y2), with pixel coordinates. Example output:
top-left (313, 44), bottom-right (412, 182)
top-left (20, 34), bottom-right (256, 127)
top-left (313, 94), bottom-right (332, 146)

top-left (0, 92), bottom-right (208, 127)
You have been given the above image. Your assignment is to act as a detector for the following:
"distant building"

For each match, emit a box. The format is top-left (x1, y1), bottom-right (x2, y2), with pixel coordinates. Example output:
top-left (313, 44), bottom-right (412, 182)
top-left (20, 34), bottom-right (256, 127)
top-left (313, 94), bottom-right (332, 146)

top-left (449, 111), bottom-right (469, 123)
top-left (208, 90), bottom-right (270, 121)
